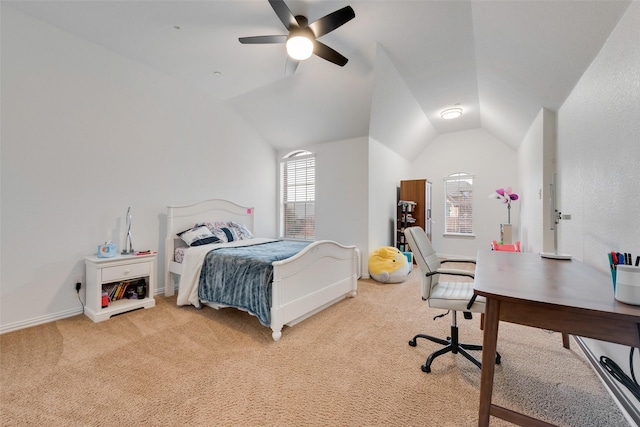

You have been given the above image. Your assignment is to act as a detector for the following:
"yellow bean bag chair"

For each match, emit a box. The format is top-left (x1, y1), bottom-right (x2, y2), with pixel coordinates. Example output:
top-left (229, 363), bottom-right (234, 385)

top-left (369, 246), bottom-right (410, 283)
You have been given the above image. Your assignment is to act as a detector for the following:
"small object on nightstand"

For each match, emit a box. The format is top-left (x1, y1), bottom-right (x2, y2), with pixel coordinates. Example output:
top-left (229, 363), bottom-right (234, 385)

top-left (134, 250), bottom-right (154, 256)
top-left (122, 207), bottom-right (134, 254)
top-left (98, 242), bottom-right (117, 258)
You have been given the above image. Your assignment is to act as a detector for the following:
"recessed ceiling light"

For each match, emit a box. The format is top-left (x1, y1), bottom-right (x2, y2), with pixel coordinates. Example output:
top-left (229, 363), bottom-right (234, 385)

top-left (213, 71), bottom-right (222, 77)
top-left (440, 107), bottom-right (463, 120)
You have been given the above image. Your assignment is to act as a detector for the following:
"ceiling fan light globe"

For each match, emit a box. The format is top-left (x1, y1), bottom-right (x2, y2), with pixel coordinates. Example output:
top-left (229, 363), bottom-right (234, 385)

top-left (286, 35), bottom-right (313, 60)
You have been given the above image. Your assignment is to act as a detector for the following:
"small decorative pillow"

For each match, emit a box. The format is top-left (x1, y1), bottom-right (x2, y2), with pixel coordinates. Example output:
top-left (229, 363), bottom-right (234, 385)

top-left (177, 225), bottom-right (221, 247)
top-left (228, 221), bottom-right (254, 240)
top-left (174, 247), bottom-right (187, 264)
top-left (213, 226), bottom-right (239, 243)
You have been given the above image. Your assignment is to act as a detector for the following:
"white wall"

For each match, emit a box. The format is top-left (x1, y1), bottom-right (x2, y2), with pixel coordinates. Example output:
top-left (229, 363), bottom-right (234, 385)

top-left (364, 42), bottom-right (429, 276)
top-left (368, 43), bottom-right (520, 261)
top-left (556, 2), bottom-right (640, 415)
top-left (277, 137), bottom-right (370, 276)
top-left (313, 137), bottom-right (370, 275)
top-left (368, 138), bottom-right (411, 253)
top-left (369, 44), bottom-right (437, 162)
top-left (0, 6), bottom-right (276, 332)
top-left (276, 42), bottom-right (431, 279)
top-left (557, 0), bottom-right (639, 273)
top-left (411, 128), bottom-right (518, 257)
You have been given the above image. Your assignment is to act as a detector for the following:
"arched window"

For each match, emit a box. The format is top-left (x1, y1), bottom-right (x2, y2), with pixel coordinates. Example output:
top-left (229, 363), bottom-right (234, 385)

top-left (444, 172), bottom-right (474, 235)
top-left (280, 150), bottom-right (315, 240)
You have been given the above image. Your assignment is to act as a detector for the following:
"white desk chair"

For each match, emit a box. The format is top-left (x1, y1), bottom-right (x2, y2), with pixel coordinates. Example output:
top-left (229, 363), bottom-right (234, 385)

top-left (404, 226), bottom-right (501, 373)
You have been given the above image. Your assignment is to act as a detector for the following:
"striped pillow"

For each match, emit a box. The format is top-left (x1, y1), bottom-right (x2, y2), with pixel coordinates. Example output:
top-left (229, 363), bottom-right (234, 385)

top-left (177, 225), bottom-right (220, 246)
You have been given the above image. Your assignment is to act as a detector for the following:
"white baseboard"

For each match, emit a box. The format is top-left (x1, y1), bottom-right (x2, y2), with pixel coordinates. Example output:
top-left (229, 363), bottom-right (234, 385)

top-left (0, 288), bottom-right (165, 334)
top-left (0, 307), bottom-right (83, 334)
top-left (575, 336), bottom-right (640, 427)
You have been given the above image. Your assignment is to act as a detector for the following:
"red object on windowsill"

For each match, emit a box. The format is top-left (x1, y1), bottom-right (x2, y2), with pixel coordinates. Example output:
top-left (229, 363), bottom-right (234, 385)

top-left (492, 240), bottom-right (521, 252)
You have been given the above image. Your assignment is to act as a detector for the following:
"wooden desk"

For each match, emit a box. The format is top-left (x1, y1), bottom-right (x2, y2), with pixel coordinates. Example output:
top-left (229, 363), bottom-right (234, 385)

top-left (474, 250), bottom-right (640, 426)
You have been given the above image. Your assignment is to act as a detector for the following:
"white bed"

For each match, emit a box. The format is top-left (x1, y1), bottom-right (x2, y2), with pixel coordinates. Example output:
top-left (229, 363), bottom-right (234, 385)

top-left (164, 199), bottom-right (359, 341)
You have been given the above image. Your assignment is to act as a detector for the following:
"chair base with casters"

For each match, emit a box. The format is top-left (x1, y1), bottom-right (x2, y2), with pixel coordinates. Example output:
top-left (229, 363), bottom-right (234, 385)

top-left (408, 311), bottom-right (501, 373)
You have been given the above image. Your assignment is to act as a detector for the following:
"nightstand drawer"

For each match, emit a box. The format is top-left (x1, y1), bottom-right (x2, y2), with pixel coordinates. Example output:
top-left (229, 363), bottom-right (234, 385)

top-left (102, 262), bottom-right (150, 282)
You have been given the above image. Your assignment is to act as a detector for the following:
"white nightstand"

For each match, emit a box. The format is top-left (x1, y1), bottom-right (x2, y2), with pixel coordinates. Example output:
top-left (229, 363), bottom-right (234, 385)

top-left (84, 253), bottom-right (156, 322)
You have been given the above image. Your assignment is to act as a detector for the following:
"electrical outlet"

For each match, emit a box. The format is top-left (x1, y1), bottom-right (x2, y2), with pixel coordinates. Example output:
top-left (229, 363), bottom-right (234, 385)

top-left (74, 275), bottom-right (83, 290)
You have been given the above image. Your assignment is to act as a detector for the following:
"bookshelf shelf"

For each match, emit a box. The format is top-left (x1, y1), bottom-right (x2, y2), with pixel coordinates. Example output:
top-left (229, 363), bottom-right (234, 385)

top-left (396, 200), bottom-right (416, 252)
top-left (84, 253), bottom-right (156, 322)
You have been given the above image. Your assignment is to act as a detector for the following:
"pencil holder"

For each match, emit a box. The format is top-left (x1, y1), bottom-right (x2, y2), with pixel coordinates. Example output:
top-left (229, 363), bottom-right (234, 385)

top-left (614, 265), bottom-right (640, 305)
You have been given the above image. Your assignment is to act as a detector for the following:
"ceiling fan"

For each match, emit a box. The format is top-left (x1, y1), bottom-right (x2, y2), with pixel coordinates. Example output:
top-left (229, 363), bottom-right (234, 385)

top-left (239, 0), bottom-right (355, 75)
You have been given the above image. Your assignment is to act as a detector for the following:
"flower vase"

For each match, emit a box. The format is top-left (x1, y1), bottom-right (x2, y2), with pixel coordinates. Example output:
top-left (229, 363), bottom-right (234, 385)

top-left (500, 224), bottom-right (513, 245)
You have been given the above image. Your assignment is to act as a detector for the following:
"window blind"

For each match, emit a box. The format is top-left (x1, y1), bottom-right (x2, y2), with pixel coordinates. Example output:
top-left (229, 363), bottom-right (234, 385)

top-left (444, 173), bottom-right (474, 234)
top-left (281, 152), bottom-right (315, 240)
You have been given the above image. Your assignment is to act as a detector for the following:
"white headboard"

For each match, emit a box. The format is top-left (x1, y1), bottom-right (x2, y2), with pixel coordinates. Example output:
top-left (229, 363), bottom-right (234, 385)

top-left (166, 199), bottom-right (255, 237)
top-left (164, 199), bottom-right (255, 294)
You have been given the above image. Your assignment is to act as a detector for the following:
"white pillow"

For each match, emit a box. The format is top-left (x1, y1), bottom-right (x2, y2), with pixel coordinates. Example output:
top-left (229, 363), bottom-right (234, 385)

top-left (177, 225), bottom-right (220, 247)
top-left (213, 226), bottom-right (239, 243)
top-left (228, 221), bottom-right (254, 240)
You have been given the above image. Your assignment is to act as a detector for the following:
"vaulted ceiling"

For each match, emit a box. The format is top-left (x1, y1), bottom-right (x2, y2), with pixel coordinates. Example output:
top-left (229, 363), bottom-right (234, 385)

top-left (6, 1), bottom-right (632, 153)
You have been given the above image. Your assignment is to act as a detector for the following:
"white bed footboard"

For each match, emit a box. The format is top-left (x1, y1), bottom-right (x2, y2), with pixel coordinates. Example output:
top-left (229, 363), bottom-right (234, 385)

top-left (270, 240), bottom-right (358, 341)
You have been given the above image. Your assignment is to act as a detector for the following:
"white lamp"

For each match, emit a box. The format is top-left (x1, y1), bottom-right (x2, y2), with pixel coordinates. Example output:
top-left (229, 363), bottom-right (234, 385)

top-left (286, 30), bottom-right (314, 60)
top-left (440, 107), bottom-right (463, 120)
top-left (122, 206), bottom-right (134, 254)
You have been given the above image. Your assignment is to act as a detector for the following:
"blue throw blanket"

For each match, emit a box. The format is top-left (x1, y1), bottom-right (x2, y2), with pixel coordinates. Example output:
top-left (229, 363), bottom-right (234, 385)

top-left (198, 240), bottom-right (311, 326)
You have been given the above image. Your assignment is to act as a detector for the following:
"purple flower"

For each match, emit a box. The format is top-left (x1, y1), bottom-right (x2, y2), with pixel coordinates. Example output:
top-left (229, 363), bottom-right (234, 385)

top-left (489, 187), bottom-right (519, 224)
top-left (491, 187), bottom-right (518, 204)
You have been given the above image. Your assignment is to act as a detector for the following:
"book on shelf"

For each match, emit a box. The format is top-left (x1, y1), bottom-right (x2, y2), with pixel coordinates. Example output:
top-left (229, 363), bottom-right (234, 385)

top-left (102, 281), bottom-right (129, 302)
top-left (102, 279), bottom-right (146, 302)
top-left (116, 283), bottom-right (124, 300)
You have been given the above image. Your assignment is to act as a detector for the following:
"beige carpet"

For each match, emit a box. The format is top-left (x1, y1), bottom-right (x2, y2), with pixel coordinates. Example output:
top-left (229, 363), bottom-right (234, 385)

top-left (0, 269), bottom-right (630, 426)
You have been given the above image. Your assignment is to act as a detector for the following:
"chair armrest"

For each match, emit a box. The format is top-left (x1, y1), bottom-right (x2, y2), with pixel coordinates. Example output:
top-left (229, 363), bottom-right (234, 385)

top-left (434, 268), bottom-right (475, 279)
top-left (441, 257), bottom-right (476, 265)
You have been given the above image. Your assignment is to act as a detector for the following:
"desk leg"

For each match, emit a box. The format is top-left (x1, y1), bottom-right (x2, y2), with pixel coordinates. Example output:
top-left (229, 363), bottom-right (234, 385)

top-left (478, 297), bottom-right (500, 427)
top-left (562, 332), bottom-right (570, 349)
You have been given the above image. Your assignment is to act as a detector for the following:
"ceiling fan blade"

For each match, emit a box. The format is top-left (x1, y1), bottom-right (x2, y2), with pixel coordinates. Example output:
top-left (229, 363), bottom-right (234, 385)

top-left (313, 41), bottom-right (348, 66)
top-left (239, 35), bottom-right (287, 44)
top-left (285, 57), bottom-right (299, 76)
top-left (268, 0), bottom-right (298, 30)
top-left (308, 6), bottom-right (355, 38)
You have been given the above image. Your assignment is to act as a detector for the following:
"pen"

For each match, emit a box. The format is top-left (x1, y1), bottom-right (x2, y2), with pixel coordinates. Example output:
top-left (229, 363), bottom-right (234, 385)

top-left (609, 252), bottom-right (617, 290)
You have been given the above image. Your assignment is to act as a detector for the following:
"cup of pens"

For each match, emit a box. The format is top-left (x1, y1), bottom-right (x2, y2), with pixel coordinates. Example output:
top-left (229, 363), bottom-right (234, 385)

top-left (609, 252), bottom-right (640, 290)
top-left (614, 264), bottom-right (640, 305)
